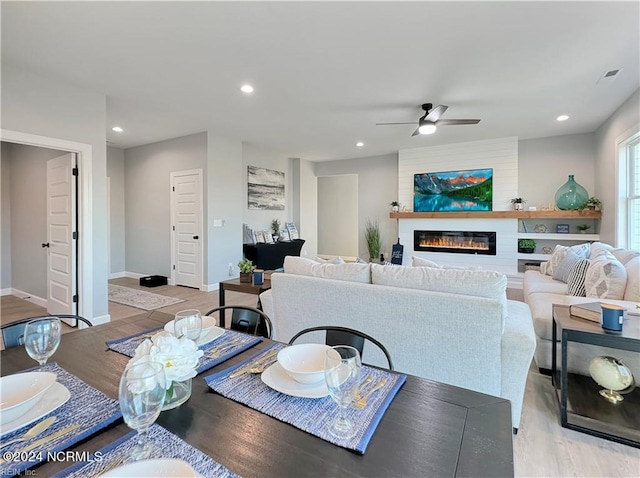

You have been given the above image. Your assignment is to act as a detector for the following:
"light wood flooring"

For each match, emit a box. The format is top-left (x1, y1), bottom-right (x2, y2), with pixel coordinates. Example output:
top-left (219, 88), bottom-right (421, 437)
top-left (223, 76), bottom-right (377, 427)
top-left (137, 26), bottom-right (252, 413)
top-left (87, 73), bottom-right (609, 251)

top-left (2, 283), bottom-right (638, 476)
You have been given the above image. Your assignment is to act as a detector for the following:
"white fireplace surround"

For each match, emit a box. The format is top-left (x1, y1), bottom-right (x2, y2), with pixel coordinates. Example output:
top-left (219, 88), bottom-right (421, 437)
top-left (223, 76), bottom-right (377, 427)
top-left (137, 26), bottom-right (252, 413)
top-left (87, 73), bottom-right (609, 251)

top-left (397, 137), bottom-right (521, 283)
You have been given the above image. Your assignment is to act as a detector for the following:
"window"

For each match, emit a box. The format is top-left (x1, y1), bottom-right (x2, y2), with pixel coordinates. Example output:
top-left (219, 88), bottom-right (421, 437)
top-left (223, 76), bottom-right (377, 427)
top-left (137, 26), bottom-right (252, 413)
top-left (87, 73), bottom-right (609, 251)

top-left (628, 136), bottom-right (640, 250)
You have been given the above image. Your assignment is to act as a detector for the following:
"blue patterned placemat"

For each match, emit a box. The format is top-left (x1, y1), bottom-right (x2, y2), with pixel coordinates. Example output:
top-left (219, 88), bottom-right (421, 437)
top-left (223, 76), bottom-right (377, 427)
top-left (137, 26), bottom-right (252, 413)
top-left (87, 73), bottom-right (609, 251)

top-left (106, 328), bottom-right (262, 374)
top-left (204, 344), bottom-right (406, 454)
top-left (0, 363), bottom-right (122, 476)
top-left (51, 423), bottom-right (239, 477)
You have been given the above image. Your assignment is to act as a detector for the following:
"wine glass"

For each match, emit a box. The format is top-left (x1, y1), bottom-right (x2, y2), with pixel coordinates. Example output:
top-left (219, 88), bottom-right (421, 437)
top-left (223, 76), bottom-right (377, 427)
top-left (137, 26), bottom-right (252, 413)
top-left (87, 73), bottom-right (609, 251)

top-left (119, 361), bottom-right (166, 461)
top-left (174, 309), bottom-right (202, 341)
top-left (324, 345), bottom-right (362, 439)
top-left (24, 317), bottom-right (62, 368)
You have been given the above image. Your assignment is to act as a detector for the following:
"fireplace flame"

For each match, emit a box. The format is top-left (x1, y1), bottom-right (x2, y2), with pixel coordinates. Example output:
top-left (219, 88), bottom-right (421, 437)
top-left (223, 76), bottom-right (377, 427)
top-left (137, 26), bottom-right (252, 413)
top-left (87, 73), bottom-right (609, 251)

top-left (419, 237), bottom-right (489, 251)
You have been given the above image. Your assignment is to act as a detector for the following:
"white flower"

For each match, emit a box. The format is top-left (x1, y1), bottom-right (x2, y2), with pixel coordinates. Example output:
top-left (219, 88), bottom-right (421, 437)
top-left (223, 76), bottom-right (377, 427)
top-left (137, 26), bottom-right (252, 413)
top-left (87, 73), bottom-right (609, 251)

top-left (127, 331), bottom-right (203, 390)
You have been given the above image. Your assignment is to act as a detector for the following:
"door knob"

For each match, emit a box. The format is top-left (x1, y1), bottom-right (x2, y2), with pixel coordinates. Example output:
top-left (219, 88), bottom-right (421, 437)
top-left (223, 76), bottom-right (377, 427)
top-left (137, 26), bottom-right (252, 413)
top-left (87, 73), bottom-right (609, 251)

top-left (42, 242), bottom-right (50, 248)
top-left (193, 235), bottom-right (199, 240)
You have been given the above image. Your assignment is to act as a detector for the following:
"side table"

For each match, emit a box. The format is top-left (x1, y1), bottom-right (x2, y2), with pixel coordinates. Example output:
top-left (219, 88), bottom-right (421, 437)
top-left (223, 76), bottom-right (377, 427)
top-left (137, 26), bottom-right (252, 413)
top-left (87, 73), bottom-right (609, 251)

top-left (551, 305), bottom-right (640, 447)
top-left (218, 277), bottom-right (271, 328)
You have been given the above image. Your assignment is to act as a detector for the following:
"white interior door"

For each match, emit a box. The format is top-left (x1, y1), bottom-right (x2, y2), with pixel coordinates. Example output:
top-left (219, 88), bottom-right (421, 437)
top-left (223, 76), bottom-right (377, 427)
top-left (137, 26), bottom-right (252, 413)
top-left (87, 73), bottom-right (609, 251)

top-left (171, 169), bottom-right (203, 289)
top-left (46, 153), bottom-right (77, 320)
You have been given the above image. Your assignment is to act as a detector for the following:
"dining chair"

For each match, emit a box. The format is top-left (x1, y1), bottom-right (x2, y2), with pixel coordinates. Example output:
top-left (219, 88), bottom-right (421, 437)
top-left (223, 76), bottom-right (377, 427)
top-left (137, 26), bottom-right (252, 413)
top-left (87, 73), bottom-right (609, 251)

top-left (0, 314), bottom-right (93, 348)
top-left (288, 326), bottom-right (394, 370)
top-left (204, 305), bottom-right (273, 339)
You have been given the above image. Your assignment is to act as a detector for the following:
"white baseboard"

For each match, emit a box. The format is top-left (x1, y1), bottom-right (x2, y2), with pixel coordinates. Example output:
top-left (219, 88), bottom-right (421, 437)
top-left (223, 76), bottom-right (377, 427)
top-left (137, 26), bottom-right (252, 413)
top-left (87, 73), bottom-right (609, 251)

top-left (202, 283), bottom-right (220, 292)
top-left (124, 271), bottom-right (147, 279)
top-left (10, 288), bottom-right (48, 308)
top-left (109, 271), bottom-right (126, 279)
top-left (0, 288), bottom-right (12, 296)
top-left (90, 314), bottom-right (111, 326)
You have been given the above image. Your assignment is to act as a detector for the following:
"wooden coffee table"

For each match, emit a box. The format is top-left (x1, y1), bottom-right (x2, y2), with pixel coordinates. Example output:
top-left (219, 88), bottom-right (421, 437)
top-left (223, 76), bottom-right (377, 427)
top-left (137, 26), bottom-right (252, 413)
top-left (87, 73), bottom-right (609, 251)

top-left (551, 304), bottom-right (640, 447)
top-left (218, 276), bottom-right (271, 327)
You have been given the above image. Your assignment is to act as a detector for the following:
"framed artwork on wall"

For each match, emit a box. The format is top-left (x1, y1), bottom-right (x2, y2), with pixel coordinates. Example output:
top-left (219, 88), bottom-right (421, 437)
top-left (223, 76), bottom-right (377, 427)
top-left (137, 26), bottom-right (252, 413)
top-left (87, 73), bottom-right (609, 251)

top-left (248, 166), bottom-right (285, 210)
top-left (413, 168), bottom-right (493, 212)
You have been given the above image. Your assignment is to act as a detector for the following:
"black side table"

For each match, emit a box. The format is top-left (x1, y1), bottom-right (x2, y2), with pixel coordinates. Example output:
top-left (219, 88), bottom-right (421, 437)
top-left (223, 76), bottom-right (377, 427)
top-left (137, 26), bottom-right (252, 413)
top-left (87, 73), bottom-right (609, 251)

top-left (551, 305), bottom-right (640, 448)
top-left (243, 239), bottom-right (305, 270)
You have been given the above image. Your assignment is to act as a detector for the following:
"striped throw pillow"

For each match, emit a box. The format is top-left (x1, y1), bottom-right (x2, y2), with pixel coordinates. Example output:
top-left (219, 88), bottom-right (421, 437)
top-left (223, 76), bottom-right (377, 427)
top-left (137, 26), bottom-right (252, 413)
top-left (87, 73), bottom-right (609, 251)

top-left (567, 258), bottom-right (591, 296)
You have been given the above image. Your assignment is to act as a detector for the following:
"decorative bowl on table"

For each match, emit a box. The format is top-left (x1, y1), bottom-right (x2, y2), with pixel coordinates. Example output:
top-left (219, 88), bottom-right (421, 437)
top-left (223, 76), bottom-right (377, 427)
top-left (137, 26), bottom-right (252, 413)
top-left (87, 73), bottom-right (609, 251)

top-left (164, 315), bottom-right (217, 337)
top-left (277, 343), bottom-right (332, 384)
top-left (0, 372), bottom-right (57, 425)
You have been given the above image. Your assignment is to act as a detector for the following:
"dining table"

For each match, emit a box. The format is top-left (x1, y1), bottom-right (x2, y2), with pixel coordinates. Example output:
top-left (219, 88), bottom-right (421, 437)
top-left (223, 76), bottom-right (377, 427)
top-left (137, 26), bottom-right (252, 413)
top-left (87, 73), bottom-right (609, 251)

top-left (0, 310), bottom-right (514, 477)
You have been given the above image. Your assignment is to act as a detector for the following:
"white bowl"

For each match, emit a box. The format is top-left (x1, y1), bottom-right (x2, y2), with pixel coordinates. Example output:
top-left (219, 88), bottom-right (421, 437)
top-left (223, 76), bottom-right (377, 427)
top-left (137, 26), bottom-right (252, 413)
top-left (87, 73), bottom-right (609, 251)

top-left (164, 315), bottom-right (216, 337)
top-left (100, 458), bottom-right (197, 477)
top-left (277, 344), bottom-right (332, 384)
top-left (0, 372), bottom-right (57, 425)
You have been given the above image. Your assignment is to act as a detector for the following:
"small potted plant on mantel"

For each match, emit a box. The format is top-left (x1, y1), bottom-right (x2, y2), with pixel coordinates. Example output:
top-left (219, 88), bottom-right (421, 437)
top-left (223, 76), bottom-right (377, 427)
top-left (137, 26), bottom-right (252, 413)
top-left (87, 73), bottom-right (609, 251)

top-left (518, 238), bottom-right (536, 254)
top-left (390, 201), bottom-right (401, 213)
top-left (579, 197), bottom-right (602, 211)
top-left (510, 198), bottom-right (526, 211)
top-left (238, 258), bottom-right (256, 283)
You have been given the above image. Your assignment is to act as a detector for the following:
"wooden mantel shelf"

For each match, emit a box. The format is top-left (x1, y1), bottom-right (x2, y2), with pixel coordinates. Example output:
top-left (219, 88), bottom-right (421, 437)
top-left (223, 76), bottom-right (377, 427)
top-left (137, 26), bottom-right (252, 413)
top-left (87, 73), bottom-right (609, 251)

top-left (390, 210), bottom-right (602, 219)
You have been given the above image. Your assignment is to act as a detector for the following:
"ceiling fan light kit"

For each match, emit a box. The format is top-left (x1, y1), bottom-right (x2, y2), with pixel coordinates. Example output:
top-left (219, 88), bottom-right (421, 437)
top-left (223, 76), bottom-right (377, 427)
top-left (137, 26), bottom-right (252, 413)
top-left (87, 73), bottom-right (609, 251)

top-left (377, 102), bottom-right (480, 136)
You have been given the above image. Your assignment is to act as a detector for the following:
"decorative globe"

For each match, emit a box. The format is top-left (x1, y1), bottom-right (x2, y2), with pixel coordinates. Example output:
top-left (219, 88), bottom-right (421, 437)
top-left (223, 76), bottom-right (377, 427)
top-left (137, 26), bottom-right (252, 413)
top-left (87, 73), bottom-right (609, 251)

top-left (588, 356), bottom-right (635, 403)
top-left (555, 175), bottom-right (589, 210)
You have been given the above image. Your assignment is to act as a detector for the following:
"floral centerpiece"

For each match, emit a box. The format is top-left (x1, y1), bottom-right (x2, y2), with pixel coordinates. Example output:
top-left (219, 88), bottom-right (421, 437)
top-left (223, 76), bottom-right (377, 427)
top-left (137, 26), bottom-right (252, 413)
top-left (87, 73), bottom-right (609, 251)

top-left (127, 332), bottom-right (203, 410)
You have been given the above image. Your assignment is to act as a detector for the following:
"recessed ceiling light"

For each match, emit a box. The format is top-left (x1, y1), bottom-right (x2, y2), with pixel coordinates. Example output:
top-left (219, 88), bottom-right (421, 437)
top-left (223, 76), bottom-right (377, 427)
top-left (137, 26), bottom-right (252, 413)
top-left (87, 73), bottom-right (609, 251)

top-left (356, 142), bottom-right (364, 147)
top-left (556, 115), bottom-right (570, 122)
top-left (112, 126), bottom-right (123, 132)
top-left (240, 84), bottom-right (254, 94)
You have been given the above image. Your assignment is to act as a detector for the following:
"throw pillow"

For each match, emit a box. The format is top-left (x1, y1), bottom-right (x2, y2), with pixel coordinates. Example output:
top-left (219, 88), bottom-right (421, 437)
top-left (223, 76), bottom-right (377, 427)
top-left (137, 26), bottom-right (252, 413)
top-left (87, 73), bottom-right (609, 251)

top-left (411, 256), bottom-right (439, 268)
top-left (545, 245), bottom-right (568, 276)
top-left (552, 249), bottom-right (582, 283)
top-left (355, 257), bottom-right (368, 264)
top-left (623, 256), bottom-right (640, 301)
top-left (567, 258), bottom-right (591, 296)
top-left (584, 250), bottom-right (627, 299)
top-left (539, 261), bottom-right (550, 275)
top-left (316, 256), bottom-right (345, 264)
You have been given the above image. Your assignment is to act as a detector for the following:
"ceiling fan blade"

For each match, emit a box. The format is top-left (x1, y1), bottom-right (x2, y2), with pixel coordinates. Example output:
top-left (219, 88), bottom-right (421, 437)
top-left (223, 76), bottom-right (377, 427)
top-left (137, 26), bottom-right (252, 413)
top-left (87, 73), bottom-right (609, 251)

top-left (435, 119), bottom-right (481, 125)
top-left (411, 127), bottom-right (421, 136)
top-left (376, 122), bottom-right (418, 125)
top-left (424, 105), bottom-right (448, 122)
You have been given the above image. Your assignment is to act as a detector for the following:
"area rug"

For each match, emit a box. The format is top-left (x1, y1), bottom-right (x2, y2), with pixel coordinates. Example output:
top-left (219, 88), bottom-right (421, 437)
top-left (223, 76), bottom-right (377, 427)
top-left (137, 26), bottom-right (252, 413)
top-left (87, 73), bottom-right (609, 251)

top-left (108, 284), bottom-right (185, 311)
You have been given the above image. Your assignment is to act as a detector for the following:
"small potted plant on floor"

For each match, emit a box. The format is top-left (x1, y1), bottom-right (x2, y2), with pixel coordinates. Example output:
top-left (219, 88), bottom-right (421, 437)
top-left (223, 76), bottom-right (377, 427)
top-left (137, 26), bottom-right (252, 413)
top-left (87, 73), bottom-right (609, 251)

top-left (510, 198), bottom-right (526, 211)
top-left (238, 258), bottom-right (256, 283)
top-left (576, 224), bottom-right (591, 234)
top-left (364, 218), bottom-right (382, 262)
top-left (518, 239), bottom-right (536, 254)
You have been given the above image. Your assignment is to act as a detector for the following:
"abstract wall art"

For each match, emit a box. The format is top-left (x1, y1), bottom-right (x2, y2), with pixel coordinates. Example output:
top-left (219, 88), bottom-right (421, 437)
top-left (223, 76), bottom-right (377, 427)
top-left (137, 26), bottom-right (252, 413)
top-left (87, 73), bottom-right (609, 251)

top-left (248, 166), bottom-right (285, 210)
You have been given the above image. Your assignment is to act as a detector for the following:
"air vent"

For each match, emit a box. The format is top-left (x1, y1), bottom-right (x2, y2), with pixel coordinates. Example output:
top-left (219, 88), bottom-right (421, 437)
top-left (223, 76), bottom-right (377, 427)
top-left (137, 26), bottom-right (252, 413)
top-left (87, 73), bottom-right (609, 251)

top-left (597, 68), bottom-right (623, 84)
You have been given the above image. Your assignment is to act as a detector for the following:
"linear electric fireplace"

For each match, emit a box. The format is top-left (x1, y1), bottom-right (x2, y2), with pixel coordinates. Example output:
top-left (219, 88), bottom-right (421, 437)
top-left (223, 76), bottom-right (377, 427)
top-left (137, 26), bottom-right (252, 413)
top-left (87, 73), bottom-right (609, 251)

top-left (414, 230), bottom-right (496, 255)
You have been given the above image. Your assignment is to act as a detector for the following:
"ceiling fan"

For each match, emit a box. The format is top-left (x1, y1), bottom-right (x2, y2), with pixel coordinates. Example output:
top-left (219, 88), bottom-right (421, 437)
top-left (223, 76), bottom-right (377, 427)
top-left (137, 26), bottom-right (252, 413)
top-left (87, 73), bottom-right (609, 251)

top-left (377, 103), bottom-right (480, 136)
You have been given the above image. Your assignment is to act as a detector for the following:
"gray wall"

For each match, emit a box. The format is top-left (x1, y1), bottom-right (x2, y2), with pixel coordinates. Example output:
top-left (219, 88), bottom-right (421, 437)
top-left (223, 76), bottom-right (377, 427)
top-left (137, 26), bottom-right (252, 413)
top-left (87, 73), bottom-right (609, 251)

top-left (519, 133), bottom-right (596, 208)
top-left (124, 133), bottom-right (207, 279)
top-left (315, 154), bottom-right (398, 260)
top-left (594, 88), bottom-right (640, 246)
top-left (107, 147), bottom-right (126, 275)
top-left (317, 175), bottom-right (359, 257)
top-left (1, 144), bottom-right (12, 290)
top-left (2, 64), bottom-right (108, 320)
top-left (3, 143), bottom-right (67, 299)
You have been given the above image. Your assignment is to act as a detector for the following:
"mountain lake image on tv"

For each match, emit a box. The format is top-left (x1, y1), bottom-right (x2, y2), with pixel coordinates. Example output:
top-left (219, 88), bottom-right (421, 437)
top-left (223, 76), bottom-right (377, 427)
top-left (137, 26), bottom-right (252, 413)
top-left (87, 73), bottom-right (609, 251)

top-left (413, 168), bottom-right (493, 212)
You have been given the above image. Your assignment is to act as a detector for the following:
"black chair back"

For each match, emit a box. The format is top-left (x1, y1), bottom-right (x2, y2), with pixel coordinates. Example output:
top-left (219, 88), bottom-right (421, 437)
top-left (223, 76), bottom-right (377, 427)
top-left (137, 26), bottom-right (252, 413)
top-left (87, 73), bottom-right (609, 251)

top-left (1, 314), bottom-right (93, 349)
top-left (204, 305), bottom-right (272, 339)
top-left (288, 325), bottom-right (394, 370)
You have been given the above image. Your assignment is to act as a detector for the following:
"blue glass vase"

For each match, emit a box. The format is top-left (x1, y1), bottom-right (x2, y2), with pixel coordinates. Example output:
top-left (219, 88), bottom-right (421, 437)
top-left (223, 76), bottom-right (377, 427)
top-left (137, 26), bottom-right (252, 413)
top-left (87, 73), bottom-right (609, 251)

top-left (555, 175), bottom-right (588, 210)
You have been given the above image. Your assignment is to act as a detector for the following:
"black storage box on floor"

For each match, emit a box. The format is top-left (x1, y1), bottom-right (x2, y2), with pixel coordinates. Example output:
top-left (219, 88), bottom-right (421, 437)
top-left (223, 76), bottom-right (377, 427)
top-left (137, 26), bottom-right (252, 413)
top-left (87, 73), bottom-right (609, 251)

top-left (140, 275), bottom-right (168, 287)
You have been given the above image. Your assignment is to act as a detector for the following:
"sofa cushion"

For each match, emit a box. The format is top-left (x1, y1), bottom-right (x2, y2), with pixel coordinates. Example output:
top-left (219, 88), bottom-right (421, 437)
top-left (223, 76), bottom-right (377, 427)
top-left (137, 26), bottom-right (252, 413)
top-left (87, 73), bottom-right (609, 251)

top-left (412, 256), bottom-right (439, 268)
top-left (567, 258), bottom-right (591, 296)
top-left (622, 256), bottom-right (640, 301)
top-left (552, 249), bottom-right (583, 283)
top-left (283, 256), bottom-right (371, 283)
top-left (585, 249), bottom-right (627, 300)
top-left (523, 270), bottom-right (568, 299)
top-left (371, 263), bottom-right (508, 319)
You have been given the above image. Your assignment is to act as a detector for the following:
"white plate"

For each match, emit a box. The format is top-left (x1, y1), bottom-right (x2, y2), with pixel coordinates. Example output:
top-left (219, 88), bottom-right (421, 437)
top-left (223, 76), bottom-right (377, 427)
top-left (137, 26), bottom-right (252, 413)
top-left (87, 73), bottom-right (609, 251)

top-left (100, 458), bottom-right (198, 477)
top-left (0, 382), bottom-right (71, 436)
top-left (261, 362), bottom-right (329, 399)
top-left (0, 372), bottom-right (57, 425)
top-left (163, 317), bottom-right (224, 346)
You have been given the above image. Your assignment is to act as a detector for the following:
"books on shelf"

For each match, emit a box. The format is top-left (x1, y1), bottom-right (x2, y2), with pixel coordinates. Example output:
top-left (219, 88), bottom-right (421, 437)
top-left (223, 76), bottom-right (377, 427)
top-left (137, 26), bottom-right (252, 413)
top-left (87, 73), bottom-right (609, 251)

top-left (569, 302), bottom-right (603, 323)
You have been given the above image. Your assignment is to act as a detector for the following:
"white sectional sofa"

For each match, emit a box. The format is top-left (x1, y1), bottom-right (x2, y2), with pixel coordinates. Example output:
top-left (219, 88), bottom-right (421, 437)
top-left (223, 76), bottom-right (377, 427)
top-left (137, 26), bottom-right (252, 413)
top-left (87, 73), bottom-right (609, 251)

top-left (260, 256), bottom-right (536, 429)
top-left (523, 242), bottom-right (640, 377)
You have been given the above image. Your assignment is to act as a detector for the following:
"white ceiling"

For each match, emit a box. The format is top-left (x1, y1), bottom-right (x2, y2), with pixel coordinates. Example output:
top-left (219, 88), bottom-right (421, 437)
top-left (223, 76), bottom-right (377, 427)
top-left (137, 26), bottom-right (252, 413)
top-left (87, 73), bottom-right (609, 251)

top-left (2, 1), bottom-right (638, 161)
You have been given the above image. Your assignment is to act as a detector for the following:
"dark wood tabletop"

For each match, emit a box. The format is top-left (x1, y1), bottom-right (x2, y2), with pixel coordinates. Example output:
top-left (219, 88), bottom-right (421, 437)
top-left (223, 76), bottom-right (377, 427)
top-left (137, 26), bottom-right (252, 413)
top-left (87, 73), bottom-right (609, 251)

top-left (0, 311), bottom-right (514, 477)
